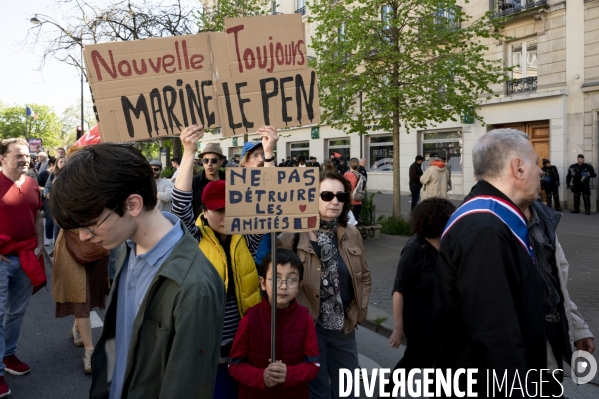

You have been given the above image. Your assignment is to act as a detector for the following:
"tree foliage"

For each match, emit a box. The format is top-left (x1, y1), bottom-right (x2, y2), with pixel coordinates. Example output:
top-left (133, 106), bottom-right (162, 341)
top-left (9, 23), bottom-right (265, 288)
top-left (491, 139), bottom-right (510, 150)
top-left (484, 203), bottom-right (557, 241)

top-left (0, 105), bottom-right (63, 150)
top-left (59, 99), bottom-right (96, 146)
top-left (198, 0), bottom-right (272, 32)
top-left (309, 0), bottom-right (509, 217)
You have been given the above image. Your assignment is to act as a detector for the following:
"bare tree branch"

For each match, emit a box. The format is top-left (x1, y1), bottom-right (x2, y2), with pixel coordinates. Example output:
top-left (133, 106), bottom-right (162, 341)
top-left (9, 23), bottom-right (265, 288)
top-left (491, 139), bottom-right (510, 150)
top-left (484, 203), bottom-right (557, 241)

top-left (26, 0), bottom-right (200, 75)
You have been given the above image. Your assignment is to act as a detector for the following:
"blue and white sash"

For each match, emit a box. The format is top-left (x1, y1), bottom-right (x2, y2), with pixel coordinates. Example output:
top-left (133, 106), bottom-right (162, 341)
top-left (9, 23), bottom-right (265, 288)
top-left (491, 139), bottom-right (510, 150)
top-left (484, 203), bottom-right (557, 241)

top-left (442, 196), bottom-right (534, 262)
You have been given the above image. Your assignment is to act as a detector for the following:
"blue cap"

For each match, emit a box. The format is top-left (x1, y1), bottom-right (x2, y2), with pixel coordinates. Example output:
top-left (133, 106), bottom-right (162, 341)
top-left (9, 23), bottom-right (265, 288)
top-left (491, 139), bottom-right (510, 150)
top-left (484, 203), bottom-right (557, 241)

top-left (241, 141), bottom-right (262, 158)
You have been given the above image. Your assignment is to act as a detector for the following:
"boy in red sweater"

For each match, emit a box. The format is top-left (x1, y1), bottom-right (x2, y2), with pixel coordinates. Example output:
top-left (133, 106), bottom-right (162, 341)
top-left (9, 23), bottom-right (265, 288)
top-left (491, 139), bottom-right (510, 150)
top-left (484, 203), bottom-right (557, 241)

top-left (228, 249), bottom-right (319, 399)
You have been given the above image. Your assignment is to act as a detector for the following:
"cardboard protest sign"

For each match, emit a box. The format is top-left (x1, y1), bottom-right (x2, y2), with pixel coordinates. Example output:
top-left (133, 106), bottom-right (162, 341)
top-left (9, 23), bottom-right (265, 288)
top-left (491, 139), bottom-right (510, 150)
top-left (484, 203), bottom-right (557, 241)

top-left (83, 14), bottom-right (319, 142)
top-left (225, 167), bottom-right (319, 234)
top-left (216, 14), bottom-right (319, 136)
top-left (222, 14), bottom-right (308, 77)
top-left (216, 69), bottom-right (318, 136)
top-left (84, 34), bottom-right (221, 143)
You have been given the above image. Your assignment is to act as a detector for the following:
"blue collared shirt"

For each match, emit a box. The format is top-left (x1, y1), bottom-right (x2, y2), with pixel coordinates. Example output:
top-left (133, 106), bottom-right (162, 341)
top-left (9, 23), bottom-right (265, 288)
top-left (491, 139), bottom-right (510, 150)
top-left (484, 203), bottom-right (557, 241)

top-left (109, 212), bottom-right (184, 399)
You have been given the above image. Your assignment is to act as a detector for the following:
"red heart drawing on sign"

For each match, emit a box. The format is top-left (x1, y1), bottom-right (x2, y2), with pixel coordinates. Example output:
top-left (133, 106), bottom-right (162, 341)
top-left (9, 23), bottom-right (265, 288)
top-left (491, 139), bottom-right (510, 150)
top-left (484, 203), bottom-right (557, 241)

top-left (299, 205), bottom-right (307, 213)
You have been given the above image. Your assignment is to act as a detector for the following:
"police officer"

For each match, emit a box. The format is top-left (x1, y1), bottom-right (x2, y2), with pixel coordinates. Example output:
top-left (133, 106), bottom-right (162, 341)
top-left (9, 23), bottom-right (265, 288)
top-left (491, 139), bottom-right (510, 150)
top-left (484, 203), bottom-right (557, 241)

top-left (566, 154), bottom-right (597, 215)
top-left (541, 159), bottom-right (562, 211)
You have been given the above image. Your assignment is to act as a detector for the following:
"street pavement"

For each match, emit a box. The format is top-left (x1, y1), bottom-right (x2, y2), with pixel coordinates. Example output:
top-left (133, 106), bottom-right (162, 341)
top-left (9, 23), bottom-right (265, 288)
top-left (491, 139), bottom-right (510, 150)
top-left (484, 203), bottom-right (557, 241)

top-left (5, 247), bottom-right (105, 398)
top-left (7, 193), bottom-right (599, 398)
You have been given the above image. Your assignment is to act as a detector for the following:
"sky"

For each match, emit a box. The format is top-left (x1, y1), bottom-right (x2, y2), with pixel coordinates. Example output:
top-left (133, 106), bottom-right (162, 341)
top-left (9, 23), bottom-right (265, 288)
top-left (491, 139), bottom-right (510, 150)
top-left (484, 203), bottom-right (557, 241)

top-left (0, 0), bottom-right (84, 114)
top-left (0, 0), bottom-right (200, 116)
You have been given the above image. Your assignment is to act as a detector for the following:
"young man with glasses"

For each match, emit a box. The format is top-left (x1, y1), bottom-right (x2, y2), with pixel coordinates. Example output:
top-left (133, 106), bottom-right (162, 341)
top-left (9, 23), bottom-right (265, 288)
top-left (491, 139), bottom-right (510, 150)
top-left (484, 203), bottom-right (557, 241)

top-left (186, 143), bottom-right (227, 222)
top-left (49, 143), bottom-right (225, 399)
top-left (149, 160), bottom-right (174, 212)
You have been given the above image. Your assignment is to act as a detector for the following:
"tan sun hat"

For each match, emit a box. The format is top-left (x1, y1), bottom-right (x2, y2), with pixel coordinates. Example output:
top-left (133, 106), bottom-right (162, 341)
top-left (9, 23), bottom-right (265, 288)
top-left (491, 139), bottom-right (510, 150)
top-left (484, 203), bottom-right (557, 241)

top-left (198, 143), bottom-right (224, 159)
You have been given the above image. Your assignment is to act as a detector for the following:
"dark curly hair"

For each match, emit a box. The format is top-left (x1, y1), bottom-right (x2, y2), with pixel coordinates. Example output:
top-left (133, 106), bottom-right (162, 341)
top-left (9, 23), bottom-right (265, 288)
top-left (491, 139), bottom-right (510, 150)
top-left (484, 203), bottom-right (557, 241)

top-left (320, 170), bottom-right (352, 227)
top-left (410, 198), bottom-right (456, 238)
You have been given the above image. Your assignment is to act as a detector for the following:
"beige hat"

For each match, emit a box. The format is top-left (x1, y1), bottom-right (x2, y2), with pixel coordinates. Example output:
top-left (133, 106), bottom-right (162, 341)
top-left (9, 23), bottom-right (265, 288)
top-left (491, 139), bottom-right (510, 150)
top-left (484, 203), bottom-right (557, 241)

top-left (198, 143), bottom-right (224, 158)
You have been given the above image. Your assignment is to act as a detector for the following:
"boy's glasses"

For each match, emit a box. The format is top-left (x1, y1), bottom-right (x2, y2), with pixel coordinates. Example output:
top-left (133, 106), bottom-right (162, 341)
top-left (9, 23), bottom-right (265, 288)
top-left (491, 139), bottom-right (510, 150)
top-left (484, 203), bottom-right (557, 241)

top-left (266, 277), bottom-right (299, 289)
top-left (151, 167), bottom-right (161, 172)
top-left (202, 158), bottom-right (220, 165)
top-left (320, 191), bottom-right (349, 203)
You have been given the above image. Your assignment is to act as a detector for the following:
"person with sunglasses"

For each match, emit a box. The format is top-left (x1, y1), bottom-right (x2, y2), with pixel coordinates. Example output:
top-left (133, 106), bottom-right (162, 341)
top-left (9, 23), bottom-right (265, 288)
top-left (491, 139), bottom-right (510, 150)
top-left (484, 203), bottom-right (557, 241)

top-left (149, 160), bottom-right (174, 212)
top-left (172, 125), bottom-right (266, 399)
top-left (189, 143), bottom-right (226, 222)
top-left (278, 170), bottom-right (371, 399)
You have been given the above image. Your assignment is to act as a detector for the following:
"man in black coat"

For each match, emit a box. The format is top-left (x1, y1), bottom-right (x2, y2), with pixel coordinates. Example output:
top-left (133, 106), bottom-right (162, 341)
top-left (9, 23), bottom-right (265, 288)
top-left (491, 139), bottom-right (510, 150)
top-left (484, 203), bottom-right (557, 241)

top-left (566, 154), bottom-right (596, 215)
top-left (336, 159), bottom-right (349, 174)
top-left (541, 159), bottom-right (562, 211)
top-left (435, 129), bottom-right (547, 395)
top-left (308, 156), bottom-right (321, 170)
top-left (408, 155), bottom-right (424, 210)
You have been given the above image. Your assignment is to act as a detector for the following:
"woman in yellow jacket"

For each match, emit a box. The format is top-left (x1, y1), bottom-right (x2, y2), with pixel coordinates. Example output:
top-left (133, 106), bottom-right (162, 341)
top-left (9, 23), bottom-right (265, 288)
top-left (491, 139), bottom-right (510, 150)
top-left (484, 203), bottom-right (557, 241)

top-left (171, 126), bottom-right (261, 399)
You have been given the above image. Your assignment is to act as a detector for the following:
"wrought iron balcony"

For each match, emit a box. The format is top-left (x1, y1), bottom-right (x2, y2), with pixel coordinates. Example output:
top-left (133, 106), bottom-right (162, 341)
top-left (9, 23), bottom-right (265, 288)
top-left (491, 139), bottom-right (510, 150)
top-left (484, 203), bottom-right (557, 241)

top-left (507, 76), bottom-right (537, 94)
top-left (434, 7), bottom-right (461, 30)
top-left (295, 6), bottom-right (306, 16)
top-left (492, 0), bottom-right (547, 18)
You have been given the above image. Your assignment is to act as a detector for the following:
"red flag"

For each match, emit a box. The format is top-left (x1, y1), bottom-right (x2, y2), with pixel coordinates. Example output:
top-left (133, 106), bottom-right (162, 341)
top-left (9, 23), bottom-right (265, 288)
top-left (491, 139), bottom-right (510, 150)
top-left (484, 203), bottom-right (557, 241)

top-left (74, 125), bottom-right (101, 146)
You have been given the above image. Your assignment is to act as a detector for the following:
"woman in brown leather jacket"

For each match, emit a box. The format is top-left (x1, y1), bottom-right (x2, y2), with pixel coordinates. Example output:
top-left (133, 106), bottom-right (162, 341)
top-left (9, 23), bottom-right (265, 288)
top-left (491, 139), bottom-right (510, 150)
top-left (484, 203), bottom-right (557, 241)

top-left (279, 170), bottom-right (371, 399)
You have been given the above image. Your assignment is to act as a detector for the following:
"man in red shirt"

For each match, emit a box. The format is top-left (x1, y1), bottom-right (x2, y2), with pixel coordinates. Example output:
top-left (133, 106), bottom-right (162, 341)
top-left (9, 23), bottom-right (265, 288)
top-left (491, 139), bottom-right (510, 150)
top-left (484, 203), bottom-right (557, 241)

top-left (0, 138), bottom-right (45, 398)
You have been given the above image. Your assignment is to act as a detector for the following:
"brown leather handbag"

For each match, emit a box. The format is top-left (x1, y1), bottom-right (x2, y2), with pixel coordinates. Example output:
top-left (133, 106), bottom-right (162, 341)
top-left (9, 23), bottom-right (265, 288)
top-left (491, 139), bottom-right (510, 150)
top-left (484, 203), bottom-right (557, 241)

top-left (64, 230), bottom-right (108, 264)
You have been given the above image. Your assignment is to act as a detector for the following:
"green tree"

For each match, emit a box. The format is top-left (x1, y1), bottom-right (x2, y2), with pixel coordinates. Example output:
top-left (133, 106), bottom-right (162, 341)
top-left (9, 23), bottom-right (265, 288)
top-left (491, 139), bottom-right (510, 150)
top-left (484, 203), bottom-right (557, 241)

top-left (310, 0), bottom-right (509, 217)
top-left (0, 105), bottom-right (62, 150)
top-left (59, 99), bottom-right (95, 147)
top-left (198, 0), bottom-right (272, 32)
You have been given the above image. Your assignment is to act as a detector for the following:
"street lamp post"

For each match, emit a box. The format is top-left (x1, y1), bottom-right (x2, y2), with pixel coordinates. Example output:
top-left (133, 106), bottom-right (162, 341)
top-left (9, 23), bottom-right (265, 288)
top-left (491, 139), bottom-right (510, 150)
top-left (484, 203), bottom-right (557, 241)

top-left (30, 14), bottom-right (85, 140)
top-left (75, 39), bottom-right (84, 140)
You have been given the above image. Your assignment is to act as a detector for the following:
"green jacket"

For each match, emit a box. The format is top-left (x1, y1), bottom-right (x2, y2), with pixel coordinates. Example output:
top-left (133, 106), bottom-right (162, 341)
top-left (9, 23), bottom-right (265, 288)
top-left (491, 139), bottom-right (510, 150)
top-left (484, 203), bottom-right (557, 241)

top-left (89, 227), bottom-right (225, 399)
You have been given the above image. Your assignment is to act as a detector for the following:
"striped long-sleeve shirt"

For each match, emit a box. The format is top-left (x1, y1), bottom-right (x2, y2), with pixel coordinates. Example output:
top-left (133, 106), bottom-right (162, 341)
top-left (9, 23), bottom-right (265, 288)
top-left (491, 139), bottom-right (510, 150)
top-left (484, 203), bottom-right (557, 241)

top-left (171, 187), bottom-right (264, 345)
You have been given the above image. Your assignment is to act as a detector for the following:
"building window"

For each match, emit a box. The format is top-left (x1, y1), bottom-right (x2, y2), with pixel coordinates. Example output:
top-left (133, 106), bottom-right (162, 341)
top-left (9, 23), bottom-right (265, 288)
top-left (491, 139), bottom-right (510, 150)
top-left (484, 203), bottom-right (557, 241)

top-left (368, 135), bottom-right (393, 172)
top-left (422, 130), bottom-right (462, 173)
top-left (434, 5), bottom-right (461, 30)
top-left (328, 138), bottom-right (350, 162)
top-left (289, 141), bottom-right (310, 160)
top-left (295, 0), bottom-right (306, 15)
top-left (271, 1), bottom-right (280, 14)
top-left (508, 40), bottom-right (537, 94)
top-left (381, 5), bottom-right (392, 44)
top-left (229, 146), bottom-right (243, 160)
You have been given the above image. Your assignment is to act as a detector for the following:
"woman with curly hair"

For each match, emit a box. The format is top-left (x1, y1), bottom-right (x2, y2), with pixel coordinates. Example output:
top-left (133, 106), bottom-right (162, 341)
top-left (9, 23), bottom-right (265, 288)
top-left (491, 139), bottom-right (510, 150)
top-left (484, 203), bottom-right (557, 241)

top-left (388, 198), bottom-right (455, 372)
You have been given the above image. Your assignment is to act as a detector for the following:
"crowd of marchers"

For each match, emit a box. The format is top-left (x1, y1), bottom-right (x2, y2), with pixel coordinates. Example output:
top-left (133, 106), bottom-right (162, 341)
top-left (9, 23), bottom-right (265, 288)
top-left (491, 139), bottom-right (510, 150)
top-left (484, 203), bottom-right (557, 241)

top-left (0, 125), bottom-right (596, 399)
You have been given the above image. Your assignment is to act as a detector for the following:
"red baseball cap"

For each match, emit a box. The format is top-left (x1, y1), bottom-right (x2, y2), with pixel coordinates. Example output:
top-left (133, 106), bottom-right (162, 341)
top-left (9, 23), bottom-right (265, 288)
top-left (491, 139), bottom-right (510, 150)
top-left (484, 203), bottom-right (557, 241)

top-left (202, 180), bottom-right (226, 211)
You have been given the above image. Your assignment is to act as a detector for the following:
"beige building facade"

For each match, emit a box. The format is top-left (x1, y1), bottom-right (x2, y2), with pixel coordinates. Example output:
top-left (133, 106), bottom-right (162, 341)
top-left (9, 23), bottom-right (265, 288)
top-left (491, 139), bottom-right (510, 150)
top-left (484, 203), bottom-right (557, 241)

top-left (201, 0), bottom-right (599, 211)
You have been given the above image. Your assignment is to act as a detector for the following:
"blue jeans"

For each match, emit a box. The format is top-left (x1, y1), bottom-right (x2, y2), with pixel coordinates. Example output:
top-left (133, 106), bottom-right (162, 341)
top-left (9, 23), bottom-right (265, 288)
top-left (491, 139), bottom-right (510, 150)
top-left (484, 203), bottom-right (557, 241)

top-left (410, 187), bottom-right (421, 210)
top-left (309, 324), bottom-right (359, 399)
top-left (0, 256), bottom-right (33, 376)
